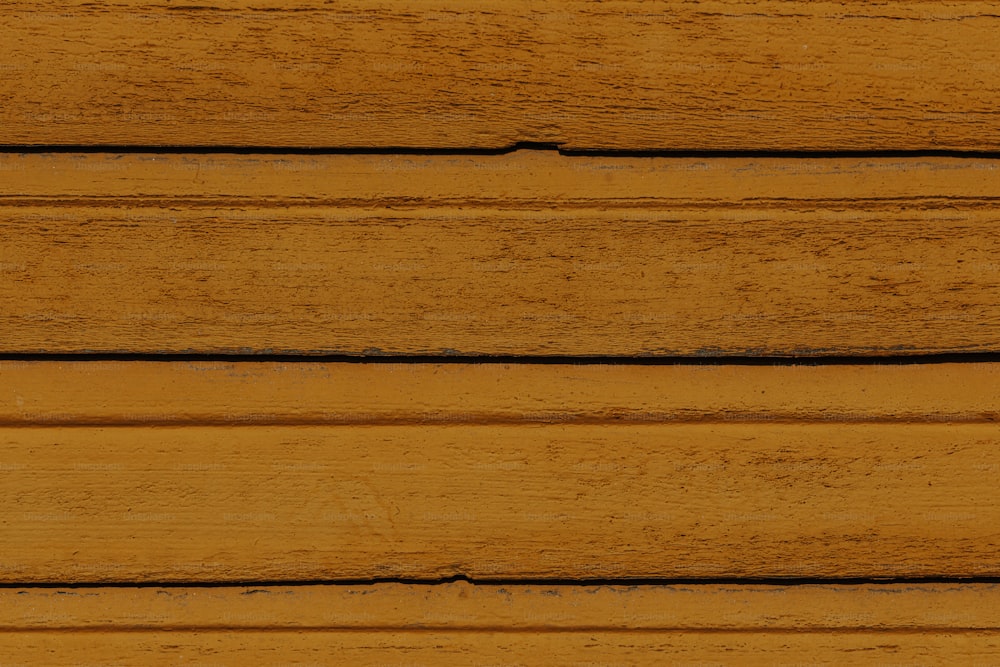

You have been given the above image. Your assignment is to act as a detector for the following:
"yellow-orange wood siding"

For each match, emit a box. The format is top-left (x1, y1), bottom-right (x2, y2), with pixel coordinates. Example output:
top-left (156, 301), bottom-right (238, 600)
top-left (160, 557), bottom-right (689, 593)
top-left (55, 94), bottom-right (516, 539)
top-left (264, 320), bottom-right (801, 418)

top-left (4, 1), bottom-right (1000, 150)
top-left (4, 2), bottom-right (1000, 662)
top-left (3, 584), bottom-right (1000, 664)
top-left (2, 362), bottom-right (998, 582)
top-left (4, 153), bottom-right (1000, 355)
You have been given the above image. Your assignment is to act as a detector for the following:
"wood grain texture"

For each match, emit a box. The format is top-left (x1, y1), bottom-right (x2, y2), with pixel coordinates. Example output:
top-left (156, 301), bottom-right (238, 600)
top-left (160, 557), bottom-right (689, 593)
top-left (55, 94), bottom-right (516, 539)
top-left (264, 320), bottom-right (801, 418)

top-left (5, 423), bottom-right (996, 581)
top-left (11, 630), bottom-right (1000, 666)
top-left (2, 360), bottom-right (1000, 425)
top-left (3, 1), bottom-right (1000, 150)
top-left (6, 583), bottom-right (1000, 630)
top-left (3, 360), bottom-right (1000, 581)
top-left (4, 584), bottom-right (1000, 665)
top-left (4, 152), bottom-right (1000, 355)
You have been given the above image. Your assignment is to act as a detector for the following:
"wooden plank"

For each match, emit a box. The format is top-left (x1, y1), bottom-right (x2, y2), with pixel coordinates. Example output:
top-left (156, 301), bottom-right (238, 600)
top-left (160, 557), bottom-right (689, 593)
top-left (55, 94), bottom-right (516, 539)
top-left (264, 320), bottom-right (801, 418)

top-left (0, 362), bottom-right (1000, 581)
top-left (2, 360), bottom-right (1000, 425)
top-left (3, 1), bottom-right (1000, 150)
top-left (3, 584), bottom-right (1000, 665)
top-left (10, 630), bottom-right (1000, 666)
top-left (3, 152), bottom-right (1000, 355)
top-left (4, 421), bottom-right (999, 581)
top-left (5, 583), bottom-right (1000, 630)
top-left (3, 361), bottom-right (998, 581)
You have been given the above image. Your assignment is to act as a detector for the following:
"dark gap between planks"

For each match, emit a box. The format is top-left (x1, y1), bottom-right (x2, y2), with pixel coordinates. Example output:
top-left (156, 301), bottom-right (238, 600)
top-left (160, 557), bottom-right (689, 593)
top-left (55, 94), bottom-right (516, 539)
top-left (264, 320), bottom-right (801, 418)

top-left (2, 353), bottom-right (1000, 365)
top-left (3, 576), bottom-right (1000, 589)
top-left (4, 143), bottom-right (1000, 159)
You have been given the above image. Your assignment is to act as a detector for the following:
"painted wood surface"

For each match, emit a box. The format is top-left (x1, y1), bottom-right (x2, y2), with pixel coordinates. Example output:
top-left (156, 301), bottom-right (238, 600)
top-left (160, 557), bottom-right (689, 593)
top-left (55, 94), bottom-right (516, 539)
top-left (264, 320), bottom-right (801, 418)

top-left (3, 1), bottom-right (1000, 150)
top-left (3, 584), bottom-right (999, 665)
top-left (3, 361), bottom-right (998, 582)
top-left (4, 153), bottom-right (1000, 355)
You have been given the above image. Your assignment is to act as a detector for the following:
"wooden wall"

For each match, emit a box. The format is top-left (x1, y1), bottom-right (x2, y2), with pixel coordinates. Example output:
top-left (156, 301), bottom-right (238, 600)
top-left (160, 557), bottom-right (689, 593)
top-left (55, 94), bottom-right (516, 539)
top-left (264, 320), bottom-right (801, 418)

top-left (3, 1), bottom-right (1000, 663)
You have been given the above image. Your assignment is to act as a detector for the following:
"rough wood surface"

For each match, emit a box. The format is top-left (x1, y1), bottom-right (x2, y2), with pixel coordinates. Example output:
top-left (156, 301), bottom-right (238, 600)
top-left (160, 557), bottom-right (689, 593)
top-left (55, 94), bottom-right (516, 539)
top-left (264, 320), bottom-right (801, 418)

top-left (4, 584), bottom-right (1000, 664)
top-left (7, 1), bottom-right (1000, 658)
top-left (4, 152), bottom-right (1000, 355)
top-left (12, 630), bottom-right (1000, 666)
top-left (5, 583), bottom-right (999, 630)
top-left (3, 361), bottom-right (999, 581)
top-left (3, 1), bottom-right (1000, 150)
top-left (6, 423), bottom-right (996, 581)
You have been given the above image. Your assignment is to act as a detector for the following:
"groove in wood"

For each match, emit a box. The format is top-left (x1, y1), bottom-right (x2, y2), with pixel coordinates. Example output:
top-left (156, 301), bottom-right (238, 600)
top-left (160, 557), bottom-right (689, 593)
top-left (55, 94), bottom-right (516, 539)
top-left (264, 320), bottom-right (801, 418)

top-left (2, 360), bottom-right (999, 425)
top-left (4, 584), bottom-right (1000, 664)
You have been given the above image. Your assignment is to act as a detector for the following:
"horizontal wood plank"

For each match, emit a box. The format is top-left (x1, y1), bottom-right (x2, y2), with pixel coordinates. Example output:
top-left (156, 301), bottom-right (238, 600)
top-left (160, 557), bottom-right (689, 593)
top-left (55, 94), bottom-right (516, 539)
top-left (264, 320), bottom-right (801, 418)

top-left (3, 1), bottom-right (1000, 150)
top-left (3, 153), bottom-right (1000, 355)
top-left (2, 361), bottom-right (999, 581)
top-left (2, 360), bottom-right (999, 425)
top-left (5, 583), bottom-right (1000, 630)
top-left (3, 584), bottom-right (1000, 665)
top-left (12, 630), bottom-right (1000, 666)
top-left (6, 423), bottom-right (996, 581)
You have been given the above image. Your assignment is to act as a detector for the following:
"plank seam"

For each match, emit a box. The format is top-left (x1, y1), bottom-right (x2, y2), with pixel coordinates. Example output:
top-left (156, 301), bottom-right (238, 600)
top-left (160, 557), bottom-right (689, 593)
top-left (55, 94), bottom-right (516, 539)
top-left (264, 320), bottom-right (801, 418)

top-left (1, 416), bottom-right (997, 426)
top-left (5, 145), bottom-right (1000, 159)
top-left (2, 353), bottom-right (1000, 364)
top-left (4, 577), bottom-right (1000, 589)
top-left (2, 626), bottom-right (999, 634)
